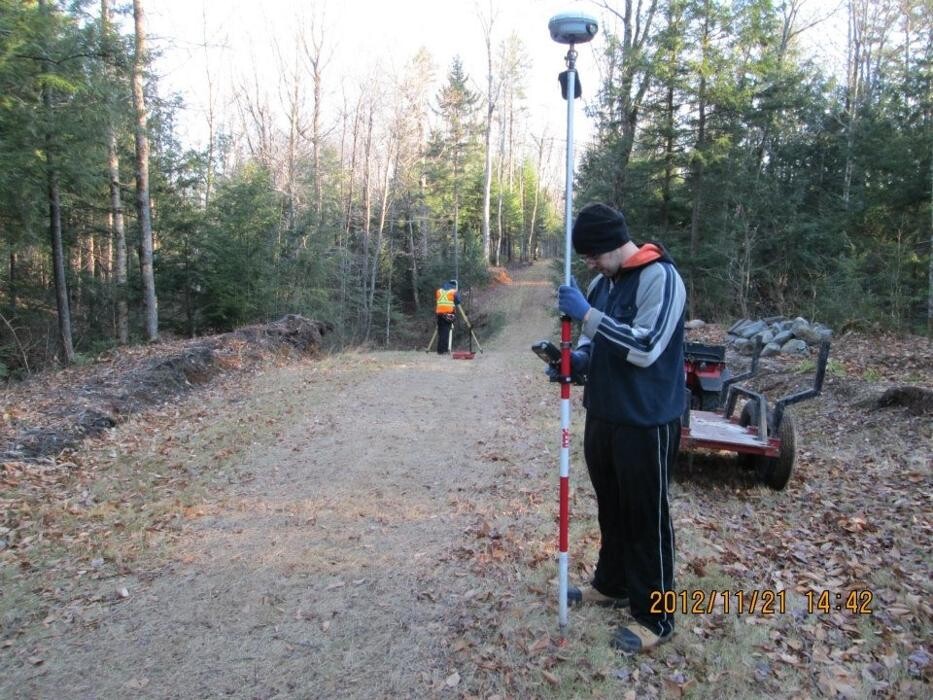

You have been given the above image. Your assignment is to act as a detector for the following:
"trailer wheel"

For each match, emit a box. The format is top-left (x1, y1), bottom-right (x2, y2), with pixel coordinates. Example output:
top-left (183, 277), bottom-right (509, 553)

top-left (760, 412), bottom-right (796, 491)
top-left (738, 403), bottom-right (797, 489)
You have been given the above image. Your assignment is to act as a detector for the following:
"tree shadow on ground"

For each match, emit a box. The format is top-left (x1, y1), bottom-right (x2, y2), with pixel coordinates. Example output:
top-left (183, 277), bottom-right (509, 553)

top-left (673, 449), bottom-right (764, 491)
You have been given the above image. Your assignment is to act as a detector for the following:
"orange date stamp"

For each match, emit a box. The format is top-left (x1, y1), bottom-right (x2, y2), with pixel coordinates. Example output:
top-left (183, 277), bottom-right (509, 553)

top-left (649, 589), bottom-right (787, 615)
top-left (804, 589), bottom-right (873, 614)
top-left (649, 589), bottom-right (875, 615)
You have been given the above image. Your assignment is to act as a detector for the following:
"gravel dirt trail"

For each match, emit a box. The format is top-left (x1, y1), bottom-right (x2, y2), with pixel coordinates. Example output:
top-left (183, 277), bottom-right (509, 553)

top-left (4, 261), bottom-right (563, 699)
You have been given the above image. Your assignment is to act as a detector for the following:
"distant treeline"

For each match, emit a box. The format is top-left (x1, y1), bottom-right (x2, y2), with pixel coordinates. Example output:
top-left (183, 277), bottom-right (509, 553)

top-left (0, 0), bottom-right (929, 377)
top-left (574, 0), bottom-right (930, 334)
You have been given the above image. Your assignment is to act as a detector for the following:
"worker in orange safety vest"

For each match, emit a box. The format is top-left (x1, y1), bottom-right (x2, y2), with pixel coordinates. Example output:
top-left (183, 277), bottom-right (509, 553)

top-left (435, 279), bottom-right (461, 354)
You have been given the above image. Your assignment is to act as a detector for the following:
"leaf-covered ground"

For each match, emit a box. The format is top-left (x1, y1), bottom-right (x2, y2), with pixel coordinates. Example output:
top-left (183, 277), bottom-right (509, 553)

top-left (1, 261), bottom-right (930, 699)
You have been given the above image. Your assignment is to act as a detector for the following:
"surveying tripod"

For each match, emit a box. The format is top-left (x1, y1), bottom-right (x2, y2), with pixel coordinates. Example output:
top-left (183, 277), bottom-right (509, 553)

top-left (425, 306), bottom-right (483, 354)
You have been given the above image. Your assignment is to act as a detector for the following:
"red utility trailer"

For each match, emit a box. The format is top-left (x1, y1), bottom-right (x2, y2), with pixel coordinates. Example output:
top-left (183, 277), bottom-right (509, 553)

top-left (680, 340), bottom-right (831, 490)
top-left (533, 338), bottom-right (830, 490)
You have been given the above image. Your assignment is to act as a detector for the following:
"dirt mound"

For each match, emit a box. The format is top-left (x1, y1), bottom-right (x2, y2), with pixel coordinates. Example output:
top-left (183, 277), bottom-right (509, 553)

top-left (871, 386), bottom-right (933, 415)
top-left (0, 315), bottom-right (331, 459)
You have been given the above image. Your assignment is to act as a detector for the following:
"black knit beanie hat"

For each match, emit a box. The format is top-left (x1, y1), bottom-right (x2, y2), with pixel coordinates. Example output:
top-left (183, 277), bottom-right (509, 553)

top-left (572, 203), bottom-right (630, 255)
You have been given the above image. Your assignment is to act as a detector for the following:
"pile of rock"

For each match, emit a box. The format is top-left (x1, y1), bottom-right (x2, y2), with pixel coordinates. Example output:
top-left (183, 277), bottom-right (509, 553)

top-left (727, 316), bottom-right (832, 356)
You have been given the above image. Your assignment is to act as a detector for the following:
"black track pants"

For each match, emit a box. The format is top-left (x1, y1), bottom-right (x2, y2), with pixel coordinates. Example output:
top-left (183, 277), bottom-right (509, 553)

top-left (583, 414), bottom-right (680, 636)
top-left (436, 314), bottom-right (453, 353)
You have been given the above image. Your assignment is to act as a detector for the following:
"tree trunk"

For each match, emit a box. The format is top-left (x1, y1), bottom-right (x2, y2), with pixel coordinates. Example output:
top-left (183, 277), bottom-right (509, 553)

top-left (109, 131), bottom-right (129, 344)
top-left (482, 98), bottom-right (494, 265)
top-left (452, 144), bottom-right (461, 281)
top-left (301, 16), bottom-right (327, 227)
top-left (8, 250), bottom-right (17, 311)
top-left (100, 221), bottom-right (112, 283)
top-left (344, 96), bottom-right (362, 241)
top-left (132, 0), bottom-right (158, 342)
top-left (46, 125), bottom-right (75, 363)
top-left (201, 5), bottom-right (215, 208)
top-left (285, 48), bottom-right (300, 238)
top-left (495, 111), bottom-right (506, 266)
top-left (688, 1), bottom-right (711, 319)
top-left (84, 233), bottom-right (96, 279)
top-left (184, 234), bottom-right (195, 337)
top-left (40, 0), bottom-right (75, 364)
top-left (527, 135), bottom-right (545, 261)
top-left (688, 118), bottom-right (705, 318)
top-left (103, 0), bottom-right (128, 344)
top-left (71, 236), bottom-right (84, 322)
top-left (479, 5), bottom-right (498, 265)
top-left (928, 144), bottom-right (932, 336)
top-left (385, 230), bottom-right (393, 346)
top-left (82, 231), bottom-right (97, 327)
top-left (339, 97), bottom-right (362, 337)
top-left (661, 82), bottom-right (674, 230)
top-left (407, 212), bottom-right (420, 312)
top-left (506, 82), bottom-right (515, 188)
top-left (843, 0), bottom-right (865, 208)
top-left (368, 145), bottom-right (394, 335)
top-left (312, 57), bottom-right (323, 225)
top-left (361, 105), bottom-right (374, 336)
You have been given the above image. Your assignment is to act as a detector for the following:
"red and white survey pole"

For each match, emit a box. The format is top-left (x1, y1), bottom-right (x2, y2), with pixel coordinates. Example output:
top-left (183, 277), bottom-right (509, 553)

top-left (548, 12), bottom-right (598, 633)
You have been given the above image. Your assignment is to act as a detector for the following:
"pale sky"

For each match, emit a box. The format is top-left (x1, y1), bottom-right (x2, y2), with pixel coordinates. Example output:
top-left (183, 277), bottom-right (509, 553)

top-left (145, 0), bottom-right (846, 156)
top-left (146, 0), bottom-right (603, 151)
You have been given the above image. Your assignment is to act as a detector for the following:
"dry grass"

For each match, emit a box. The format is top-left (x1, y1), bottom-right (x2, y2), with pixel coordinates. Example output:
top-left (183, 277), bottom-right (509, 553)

top-left (2, 263), bottom-right (930, 698)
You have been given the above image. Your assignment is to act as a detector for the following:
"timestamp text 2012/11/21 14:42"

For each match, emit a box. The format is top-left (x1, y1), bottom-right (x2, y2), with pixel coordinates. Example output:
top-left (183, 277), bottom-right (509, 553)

top-left (648, 589), bottom-right (874, 615)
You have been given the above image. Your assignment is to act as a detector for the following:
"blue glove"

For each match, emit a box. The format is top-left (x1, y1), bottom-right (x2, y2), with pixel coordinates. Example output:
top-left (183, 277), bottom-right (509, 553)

top-left (558, 284), bottom-right (591, 321)
top-left (544, 350), bottom-right (589, 380)
top-left (569, 349), bottom-right (589, 374)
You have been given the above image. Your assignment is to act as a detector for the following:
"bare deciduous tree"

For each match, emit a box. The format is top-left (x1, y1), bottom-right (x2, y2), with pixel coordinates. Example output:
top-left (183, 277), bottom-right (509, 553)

top-left (526, 132), bottom-right (552, 261)
top-left (478, 2), bottom-right (502, 264)
top-left (299, 8), bottom-right (333, 228)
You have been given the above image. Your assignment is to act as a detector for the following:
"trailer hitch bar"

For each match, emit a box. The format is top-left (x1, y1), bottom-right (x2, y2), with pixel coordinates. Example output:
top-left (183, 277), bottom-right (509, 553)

top-left (722, 339), bottom-right (831, 438)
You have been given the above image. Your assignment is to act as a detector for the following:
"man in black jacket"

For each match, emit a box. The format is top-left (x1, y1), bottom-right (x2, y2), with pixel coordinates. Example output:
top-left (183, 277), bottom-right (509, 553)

top-left (556, 203), bottom-right (686, 653)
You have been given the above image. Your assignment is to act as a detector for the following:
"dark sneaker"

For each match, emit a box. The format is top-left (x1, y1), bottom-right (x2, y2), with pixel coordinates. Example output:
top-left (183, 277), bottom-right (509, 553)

top-left (567, 584), bottom-right (629, 609)
top-left (610, 624), bottom-right (673, 653)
